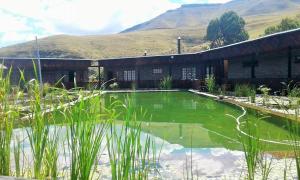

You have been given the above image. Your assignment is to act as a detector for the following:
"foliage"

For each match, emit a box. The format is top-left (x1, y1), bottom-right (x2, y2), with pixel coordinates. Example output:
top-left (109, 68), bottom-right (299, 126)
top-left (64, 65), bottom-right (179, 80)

top-left (106, 100), bottom-right (157, 179)
top-left (239, 119), bottom-right (262, 180)
top-left (206, 11), bottom-right (249, 48)
top-left (159, 76), bottom-right (172, 90)
top-left (205, 75), bottom-right (216, 93)
top-left (234, 84), bottom-right (256, 103)
top-left (258, 85), bottom-right (271, 106)
top-left (0, 67), bottom-right (19, 176)
top-left (65, 95), bottom-right (111, 180)
top-left (26, 78), bottom-right (50, 179)
top-left (264, 18), bottom-right (300, 35)
top-left (109, 82), bottom-right (119, 90)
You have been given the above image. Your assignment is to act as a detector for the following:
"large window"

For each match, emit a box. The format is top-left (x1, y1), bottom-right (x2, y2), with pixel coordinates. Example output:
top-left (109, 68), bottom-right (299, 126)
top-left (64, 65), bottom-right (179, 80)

top-left (182, 67), bottom-right (196, 80)
top-left (206, 65), bottom-right (214, 78)
top-left (124, 70), bottom-right (135, 81)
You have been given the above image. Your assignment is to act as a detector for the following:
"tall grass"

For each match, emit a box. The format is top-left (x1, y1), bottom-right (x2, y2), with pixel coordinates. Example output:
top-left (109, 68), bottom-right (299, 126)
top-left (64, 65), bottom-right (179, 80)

top-left (26, 80), bottom-right (50, 178)
top-left (237, 112), bottom-right (274, 179)
top-left (205, 75), bottom-right (215, 93)
top-left (65, 93), bottom-right (111, 180)
top-left (106, 98), bottom-right (157, 179)
top-left (234, 84), bottom-right (256, 102)
top-left (44, 127), bottom-right (60, 179)
top-left (239, 118), bottom-right (261, 180)
top-left (159, 76), bottom-right (172, 90)
top-left (13, 136), bottom-right (21, 177)
top-left (0, 66), bottom-right (22, 176)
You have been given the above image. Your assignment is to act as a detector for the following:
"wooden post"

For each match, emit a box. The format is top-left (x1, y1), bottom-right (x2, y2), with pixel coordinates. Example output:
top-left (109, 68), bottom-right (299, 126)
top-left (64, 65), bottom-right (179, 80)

top-left (98, 64), bottom-right (101, 89)
top-left (177, 37), bottom-right (181, 54)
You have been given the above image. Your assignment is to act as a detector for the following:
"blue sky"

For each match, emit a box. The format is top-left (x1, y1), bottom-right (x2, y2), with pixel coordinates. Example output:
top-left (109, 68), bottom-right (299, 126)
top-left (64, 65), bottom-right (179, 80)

top-left (0, 0), bottom-right (231, 47)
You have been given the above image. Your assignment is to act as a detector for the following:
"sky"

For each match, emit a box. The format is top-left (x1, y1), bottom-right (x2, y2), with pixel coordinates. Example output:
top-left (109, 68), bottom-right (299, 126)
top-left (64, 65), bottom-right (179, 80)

top-left (0, 0), bottom-right (231, 47)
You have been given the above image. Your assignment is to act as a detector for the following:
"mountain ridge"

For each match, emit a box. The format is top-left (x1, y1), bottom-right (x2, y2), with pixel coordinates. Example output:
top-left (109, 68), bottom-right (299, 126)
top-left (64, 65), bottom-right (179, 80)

top-left (121, 0), bottom-right (300, 33)
top-left (1, 0), bottom-right (300, 59)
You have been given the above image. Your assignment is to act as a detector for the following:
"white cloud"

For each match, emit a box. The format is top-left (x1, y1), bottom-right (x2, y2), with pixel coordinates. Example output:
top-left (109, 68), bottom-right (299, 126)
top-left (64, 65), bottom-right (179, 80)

top-left (0, 0), bottom-right (232, 47)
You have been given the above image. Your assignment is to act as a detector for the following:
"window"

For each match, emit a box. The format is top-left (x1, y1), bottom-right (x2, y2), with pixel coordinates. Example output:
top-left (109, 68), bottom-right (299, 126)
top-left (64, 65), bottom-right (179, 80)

top-left (124, 70), bottom-right (135, 81)
top-left (206, 65), bottom-right (214, 78)
top-left (182, 67), bottom-right (196, 80)
top-left (153, 68), bottom-right (162, 74)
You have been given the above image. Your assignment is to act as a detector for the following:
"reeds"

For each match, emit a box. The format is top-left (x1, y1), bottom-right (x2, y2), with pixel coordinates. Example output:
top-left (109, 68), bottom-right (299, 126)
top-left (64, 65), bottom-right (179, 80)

top-left (65, 95), bottom-right (110, 180)
top-left (205, 75), bottom-right (216, 93)
top-left (106, 98), bottom-right (157, 179)
top-left (160, 76), bottom-right (172, 90)
top-left (239, 118), bottom-right (261, 180)
top-left (0, 66), bottom-right (21, 175)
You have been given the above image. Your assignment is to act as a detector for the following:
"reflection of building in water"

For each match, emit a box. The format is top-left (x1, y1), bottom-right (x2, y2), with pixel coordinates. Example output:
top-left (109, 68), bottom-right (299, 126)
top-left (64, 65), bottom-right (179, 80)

top-left (204, 100), bottom-right (217, 110)
top-left (153, 104), bottom-right (163, 110)
top-left (182, 100), bottom-right (197, 110)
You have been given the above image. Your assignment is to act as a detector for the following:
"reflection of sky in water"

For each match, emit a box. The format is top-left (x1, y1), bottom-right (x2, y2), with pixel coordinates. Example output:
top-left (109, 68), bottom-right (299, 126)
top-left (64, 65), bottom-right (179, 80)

top-left (10, 124), bottom-right (297, 179)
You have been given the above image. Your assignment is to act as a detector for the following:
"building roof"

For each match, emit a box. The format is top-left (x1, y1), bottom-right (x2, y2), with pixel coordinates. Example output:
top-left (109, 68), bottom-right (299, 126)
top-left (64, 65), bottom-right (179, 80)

top-left (0, 57), bottom-right (96, 61)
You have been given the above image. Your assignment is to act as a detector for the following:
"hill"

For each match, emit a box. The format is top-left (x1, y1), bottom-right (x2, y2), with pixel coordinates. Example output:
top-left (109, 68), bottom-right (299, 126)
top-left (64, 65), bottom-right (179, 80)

top-left (1, 0), bottom-right (300, 59)
top-left (122, 0), bottom-right (300, 33)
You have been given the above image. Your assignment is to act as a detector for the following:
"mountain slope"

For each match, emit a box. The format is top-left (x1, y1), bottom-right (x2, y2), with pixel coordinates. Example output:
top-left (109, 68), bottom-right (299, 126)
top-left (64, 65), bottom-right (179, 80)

top-left (1, 0), bottom-right (300, 59)
top-left (122, 0), bottom-right (300, 33)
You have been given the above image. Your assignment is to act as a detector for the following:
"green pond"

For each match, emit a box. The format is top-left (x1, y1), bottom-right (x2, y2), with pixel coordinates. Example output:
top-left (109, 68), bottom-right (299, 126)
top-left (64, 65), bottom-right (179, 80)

top-left (11, 91), bottom-right (298, 178)
top-left (103, 91), bottom-right (297, 151)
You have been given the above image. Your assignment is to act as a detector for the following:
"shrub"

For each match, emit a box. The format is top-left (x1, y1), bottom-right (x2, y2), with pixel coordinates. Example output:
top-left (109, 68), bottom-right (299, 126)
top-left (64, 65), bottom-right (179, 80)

top-left (160, 76), bottom-right (172, 90)
top-left (205, 75), bottom-right (216, 93)
top-left (258, 85), bottom-right (271, 106)
top-left (234, 84), bottom-right (255, 97)
top-left (109, 82), bottom-right (119, 90)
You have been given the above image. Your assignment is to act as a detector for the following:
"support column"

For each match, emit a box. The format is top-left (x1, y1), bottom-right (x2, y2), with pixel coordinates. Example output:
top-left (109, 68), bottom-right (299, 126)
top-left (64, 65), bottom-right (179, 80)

top-left (98, 64), bottom-right (101, 89)
top-left (288, 47), bottom-right (292, 79)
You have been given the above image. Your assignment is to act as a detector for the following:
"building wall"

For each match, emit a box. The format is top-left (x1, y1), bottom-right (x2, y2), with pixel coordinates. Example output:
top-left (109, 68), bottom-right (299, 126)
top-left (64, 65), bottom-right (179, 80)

top-left (2, 59), bottom-right (90, 87)
top-left (292, 47), bottom-right (300, 78)
top-left (255, 50), bottom-right (288, 78)
top-left (139, 65), bottom-right (169, 81)
top-left (228, 56), bottom-right (252, 79)
top-left (228, 50), bottom-right (290, 80)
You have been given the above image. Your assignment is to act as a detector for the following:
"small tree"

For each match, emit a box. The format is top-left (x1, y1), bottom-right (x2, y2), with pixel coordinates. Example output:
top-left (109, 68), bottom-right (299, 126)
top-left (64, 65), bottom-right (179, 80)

top-left (264, 18), bottom-right (300, 35)
top-left (206, 11), bottom-right (249, 48)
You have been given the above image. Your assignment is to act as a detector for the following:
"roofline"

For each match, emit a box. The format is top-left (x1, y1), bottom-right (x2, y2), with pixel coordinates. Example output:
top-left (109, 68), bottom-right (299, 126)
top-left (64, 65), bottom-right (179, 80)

top-left (0, 57), bottom-right (96, 61)
top-left (97, 52), bottom-right (198, 61)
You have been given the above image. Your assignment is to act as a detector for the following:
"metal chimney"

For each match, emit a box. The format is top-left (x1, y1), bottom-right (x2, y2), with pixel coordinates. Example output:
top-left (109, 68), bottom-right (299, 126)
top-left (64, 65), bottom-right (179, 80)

top-left (177, 37), bottom-right (181, 54)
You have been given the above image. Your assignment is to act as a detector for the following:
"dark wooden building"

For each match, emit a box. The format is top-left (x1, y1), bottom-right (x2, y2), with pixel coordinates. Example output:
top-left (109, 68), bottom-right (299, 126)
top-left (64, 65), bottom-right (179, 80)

top-left (98, 28), bottom-right (300, 90)
top-left (1, 58), bottom-right (92, 88)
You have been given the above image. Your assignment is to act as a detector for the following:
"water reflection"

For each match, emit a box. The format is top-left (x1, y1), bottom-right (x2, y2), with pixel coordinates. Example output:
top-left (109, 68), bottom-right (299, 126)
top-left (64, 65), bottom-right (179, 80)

top-left (11, 123), bottom-right (296, 179)
top-left (103, 92), bottom-right (297, 151)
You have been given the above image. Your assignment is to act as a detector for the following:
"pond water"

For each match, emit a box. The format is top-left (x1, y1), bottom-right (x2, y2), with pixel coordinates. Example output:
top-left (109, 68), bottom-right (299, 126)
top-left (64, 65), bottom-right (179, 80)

top-left (101, 91), bottom-right (299, 179)
top-left (10, 91), bottom-right (299, 179)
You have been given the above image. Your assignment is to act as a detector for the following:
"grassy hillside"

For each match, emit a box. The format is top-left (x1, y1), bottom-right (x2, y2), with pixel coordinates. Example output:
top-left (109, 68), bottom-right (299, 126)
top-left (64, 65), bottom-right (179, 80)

top-left (122, 0), bottom-right (300, 33)
top-left (0, 0), bottom-right (300, 59)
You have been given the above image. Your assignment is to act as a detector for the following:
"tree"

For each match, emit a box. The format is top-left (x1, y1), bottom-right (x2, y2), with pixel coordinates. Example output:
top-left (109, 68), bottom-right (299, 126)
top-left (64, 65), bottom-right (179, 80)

top-left (264, 18), bottom-right (300, 35)
top-left (206, 11), bottom-right (249, 48)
